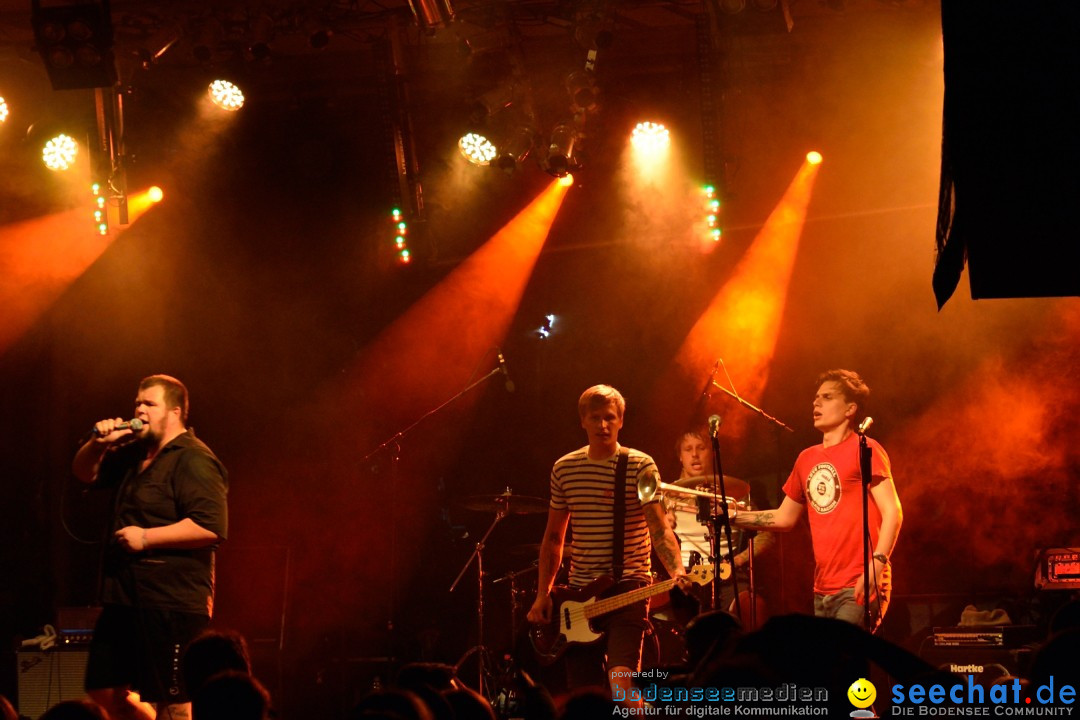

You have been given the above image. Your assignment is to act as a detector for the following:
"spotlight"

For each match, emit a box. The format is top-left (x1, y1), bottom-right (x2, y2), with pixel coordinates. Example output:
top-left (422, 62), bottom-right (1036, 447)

top-left (806, 150), bottom-right (823, 165)
top-left (494, 125), bottom-right (535, 173)
top-left (470, 84), bottom-right (515, 123)
top-left (458, 132), bottom-right (497, 166)
top-left (42, 133), bottom-right (78, 171)
top-left (248, 13), bottom-right (274, 61)
top-left (631, 121), bottom-right (670, 153)
top-left (0, 96), bottom-right (8, 123)
top-left (566, 70), bottom-right (598, 112)
top-left (304, 20), bottom-right (332, 49)
top-left (544, 121), bottom-right (577, 178)
top-left (148, 186), bottom-right (164, 203)
top-left (409, 0), bottom-right (454, 31)
top-left (558, 174), bottom-right (574, 188)
top-left (208, 80), bottom-right (244, 111)
top-left (31, 0), bottom-right (117, 89)
top-left (537, 314), bottom-right (556, 338)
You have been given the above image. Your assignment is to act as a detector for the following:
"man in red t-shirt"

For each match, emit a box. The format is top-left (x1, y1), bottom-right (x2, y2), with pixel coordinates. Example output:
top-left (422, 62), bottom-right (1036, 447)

top-left (733, 369), bottom-right (902, 631)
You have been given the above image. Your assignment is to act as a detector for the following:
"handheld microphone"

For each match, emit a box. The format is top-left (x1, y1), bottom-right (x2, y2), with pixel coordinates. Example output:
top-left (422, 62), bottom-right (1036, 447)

top-left (496, 350), bottom-right (515, 393)
top-left (93, 418), bottom-right (145, 437)
top-left (708, 414), bottom-right (722, 438)
top-left (857, 416), bottom-right (874, 435)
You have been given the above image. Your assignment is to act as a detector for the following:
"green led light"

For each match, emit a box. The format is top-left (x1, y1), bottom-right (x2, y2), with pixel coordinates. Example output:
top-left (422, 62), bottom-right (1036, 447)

top-left (395, 236), bottom-right (405, 247)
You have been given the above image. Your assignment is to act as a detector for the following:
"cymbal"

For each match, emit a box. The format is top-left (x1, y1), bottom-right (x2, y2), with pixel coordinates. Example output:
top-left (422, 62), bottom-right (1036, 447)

top-left (457, 490), bottom-right (548, 514)
top-left (673, 474), bottom-right (750, 499)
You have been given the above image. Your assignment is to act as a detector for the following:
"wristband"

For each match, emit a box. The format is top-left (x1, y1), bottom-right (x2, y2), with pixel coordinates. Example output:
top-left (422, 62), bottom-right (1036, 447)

top-left (872, 552), bottom-right (889, 565)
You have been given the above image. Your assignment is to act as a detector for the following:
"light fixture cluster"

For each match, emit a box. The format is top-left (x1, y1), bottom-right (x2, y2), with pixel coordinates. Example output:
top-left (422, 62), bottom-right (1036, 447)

top-left (0, 96), bottom-right (8, 124)
top-left (92, 182), bottom-right (108, 235)
top-left (208, 80), bottom-right (245, 111)
top-left (391, 208), bottom-right (411, 265)
top-left (43, 133), bottom-right (78, 171)
top-left (703, 184), bottom-right (722, 244)
top-left (631, 122), bottom-right (670, 154)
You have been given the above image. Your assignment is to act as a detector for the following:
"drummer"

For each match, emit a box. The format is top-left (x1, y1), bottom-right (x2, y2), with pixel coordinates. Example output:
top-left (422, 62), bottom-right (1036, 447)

top-left (672, 428), bottom-right (774, 617)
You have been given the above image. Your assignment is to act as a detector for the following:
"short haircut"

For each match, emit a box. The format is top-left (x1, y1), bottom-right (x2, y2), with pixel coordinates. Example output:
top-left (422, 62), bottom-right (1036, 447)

top-left (674, 427), bottom-right (710, 459)
top-left (140, 374), bottom-right (190, 424)
top-left (577, 384), bottom-right (625, 420)
top-left (816, 369), bottom-right (869, 424)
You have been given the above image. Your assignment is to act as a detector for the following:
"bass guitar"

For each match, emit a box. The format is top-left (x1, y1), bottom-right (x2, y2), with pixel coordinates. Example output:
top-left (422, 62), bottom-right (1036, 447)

top-left (529, 563), bottom-right (723, 665)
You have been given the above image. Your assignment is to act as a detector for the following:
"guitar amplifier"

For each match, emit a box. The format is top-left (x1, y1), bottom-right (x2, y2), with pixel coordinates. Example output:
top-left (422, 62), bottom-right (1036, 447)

top-left (920, 646), bottom-right (1033, 682)
top-left (932, 625), bottom-right (1038, 648)
top-left (16, 647), bottom-right (90, 720)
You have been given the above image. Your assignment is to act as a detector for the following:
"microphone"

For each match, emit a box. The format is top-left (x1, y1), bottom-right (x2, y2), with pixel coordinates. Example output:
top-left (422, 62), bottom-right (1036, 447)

top-left (496, 350), bottom-right (515, 393)
top-left (93, 418), bottom-right (145, 437)
top-left (708, 414), bottom-right (722, 438)
top-left (700, 360), bottom-right (720, 398)
top-left (857, 416), bottom-right (874, 435)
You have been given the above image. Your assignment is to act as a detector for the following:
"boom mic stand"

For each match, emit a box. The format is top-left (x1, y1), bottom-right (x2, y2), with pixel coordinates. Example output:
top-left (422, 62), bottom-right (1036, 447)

top-left (707, 417), bottom-right (741, 620)
top-left (702, 359), bottom-right (795, 626)
top-left (360, 352), bottom-right (508, 690)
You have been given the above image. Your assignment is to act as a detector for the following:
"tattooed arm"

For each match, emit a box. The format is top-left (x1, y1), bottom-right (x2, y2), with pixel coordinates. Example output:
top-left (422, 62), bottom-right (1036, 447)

top-left (643, 502), bottom-right (689, 586)
top-left (733, 496), bottom-right (804, 532)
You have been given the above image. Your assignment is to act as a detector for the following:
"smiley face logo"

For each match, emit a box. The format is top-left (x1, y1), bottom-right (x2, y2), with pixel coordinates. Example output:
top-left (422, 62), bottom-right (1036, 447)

top-left (847, 678), bottom-right (876, 709)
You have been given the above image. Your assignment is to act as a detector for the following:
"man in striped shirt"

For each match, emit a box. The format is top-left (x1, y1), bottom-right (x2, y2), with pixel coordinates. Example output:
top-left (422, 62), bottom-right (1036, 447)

top-left (526, 384), bottom-right (688, 700)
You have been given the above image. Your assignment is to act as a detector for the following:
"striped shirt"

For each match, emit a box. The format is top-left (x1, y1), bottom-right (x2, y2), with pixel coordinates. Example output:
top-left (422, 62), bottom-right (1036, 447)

top-left (551, 445), bottom-right (659, 587)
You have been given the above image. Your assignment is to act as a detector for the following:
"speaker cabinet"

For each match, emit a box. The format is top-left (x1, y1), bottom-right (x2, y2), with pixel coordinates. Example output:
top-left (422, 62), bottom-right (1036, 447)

top-left (920, 646), bottom-right (1033, 682)
top-left (16, 647), bottom-right (89, 719)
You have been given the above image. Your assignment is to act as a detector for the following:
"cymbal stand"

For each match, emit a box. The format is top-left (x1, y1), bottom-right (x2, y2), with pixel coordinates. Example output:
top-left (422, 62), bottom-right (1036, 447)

top-left (450, 506), bottom-right (506, 698)
top-left (492, 561), bottom-right (538, 643)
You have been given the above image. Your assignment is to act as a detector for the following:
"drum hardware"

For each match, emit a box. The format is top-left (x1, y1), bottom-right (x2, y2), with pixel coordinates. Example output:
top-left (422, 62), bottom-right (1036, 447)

top-left (492, 562), bottom-right (538, 645)
top-left (451, 486), bottom-right (538, 699)
top-left (674, 474), bottom-right (751, 500)
top-left (457, 490), bottom-right (548, 515)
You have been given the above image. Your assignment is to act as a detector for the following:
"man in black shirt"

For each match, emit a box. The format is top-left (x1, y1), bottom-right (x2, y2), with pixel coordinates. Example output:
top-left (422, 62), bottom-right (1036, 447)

top-left (73, 375), bottom-right (228, 720)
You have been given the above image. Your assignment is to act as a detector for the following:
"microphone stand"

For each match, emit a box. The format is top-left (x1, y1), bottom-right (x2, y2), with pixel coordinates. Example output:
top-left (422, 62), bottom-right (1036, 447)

top-left (708, 380), bottom-right (795, 434)
top-left (858, 424), bottom-right (873, 631)
top-left (708, 431), bottom-right (741, 620)
top-left (360, 361), bottom-right (506, 688)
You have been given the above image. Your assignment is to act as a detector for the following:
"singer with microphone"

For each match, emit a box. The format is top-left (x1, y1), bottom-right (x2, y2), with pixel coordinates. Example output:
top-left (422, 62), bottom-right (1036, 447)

top-left (72, 374), bottom-right (228, 720)
top-left (732, 369), bottom-right (902, 632)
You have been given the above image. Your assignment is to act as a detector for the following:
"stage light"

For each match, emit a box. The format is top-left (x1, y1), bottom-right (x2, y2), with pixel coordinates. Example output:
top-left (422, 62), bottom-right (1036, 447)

top-left (398, 248), bottom-right (412, 264)
top-left (0, 96), bottom-right (8, 123)
top-left (409, 0), bottom-right (454, 30)
top-left (559, 175), bottom-right (574, 187)
top-left (806, 150), bottom-right (823, 165)
top-left (248, 13), bottom-right (274, 61)
top-left (566, 70), bottom-right (598, 112)
top-left (148, 186), bottom-right (164, 203)
top-left (31, 0), bottom-right (117, 90)
top-left (470, 84), bottom-right (515, 122)
top-left (544, 121), bottom-right (577, 178)
top-left (92, 181), bottom-right (108, 235)
top-left (631, 121), bottom-right (670, 153)
top-left (208, 80), bottom-right (244, 111)
top-left (720, 0), bottom-right (747, 12)
top-left (303, 19), bottom-right (332, 49)
top-left (494, 125), bottom-right (535, 173)
top-left (458, 132), bottom-right (497, 166)
top-left (43, 133), bottom-right (78, 171)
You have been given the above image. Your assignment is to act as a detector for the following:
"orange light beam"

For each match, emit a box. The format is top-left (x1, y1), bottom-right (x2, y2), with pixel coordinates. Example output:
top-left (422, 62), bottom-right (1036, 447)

top-left (343, 179), bottom-right (570, 425)
top-left (670, 160), bottom-right (821, 435)
top-left (0, 187), bottom-right (166, 354)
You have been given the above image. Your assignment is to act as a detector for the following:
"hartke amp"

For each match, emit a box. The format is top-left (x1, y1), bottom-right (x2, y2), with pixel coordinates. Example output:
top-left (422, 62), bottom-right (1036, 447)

top-left (920, 646), bottom-right (1034, 682)
top-left (16, 647), bottom-right (90, 720)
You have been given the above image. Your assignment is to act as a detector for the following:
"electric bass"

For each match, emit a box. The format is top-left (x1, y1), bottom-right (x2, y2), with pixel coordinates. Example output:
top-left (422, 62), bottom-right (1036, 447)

top-left (529, 563), bottom-right (723, 665)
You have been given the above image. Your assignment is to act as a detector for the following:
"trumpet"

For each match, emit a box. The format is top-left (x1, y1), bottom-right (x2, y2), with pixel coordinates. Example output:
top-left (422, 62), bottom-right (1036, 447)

top-left (637, 474), bottom-right (734, 504)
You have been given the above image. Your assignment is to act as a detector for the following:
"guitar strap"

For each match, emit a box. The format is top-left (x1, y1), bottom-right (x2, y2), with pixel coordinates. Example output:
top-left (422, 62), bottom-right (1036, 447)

top-left (611, 447), bottom-right (630, 581)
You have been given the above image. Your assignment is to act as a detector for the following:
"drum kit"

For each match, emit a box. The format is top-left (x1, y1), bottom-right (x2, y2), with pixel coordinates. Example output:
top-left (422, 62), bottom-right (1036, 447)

top-left (449, 475), bottom-right (755, 693)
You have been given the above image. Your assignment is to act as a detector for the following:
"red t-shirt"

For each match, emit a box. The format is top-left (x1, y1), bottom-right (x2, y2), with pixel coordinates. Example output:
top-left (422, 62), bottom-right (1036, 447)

top-left (783, 432), bottom-right (892, 594)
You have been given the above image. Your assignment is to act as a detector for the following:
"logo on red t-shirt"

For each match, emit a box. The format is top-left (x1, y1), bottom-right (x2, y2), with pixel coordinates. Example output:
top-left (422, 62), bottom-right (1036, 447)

top-left (805, 462), bottom-right (840, 514)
